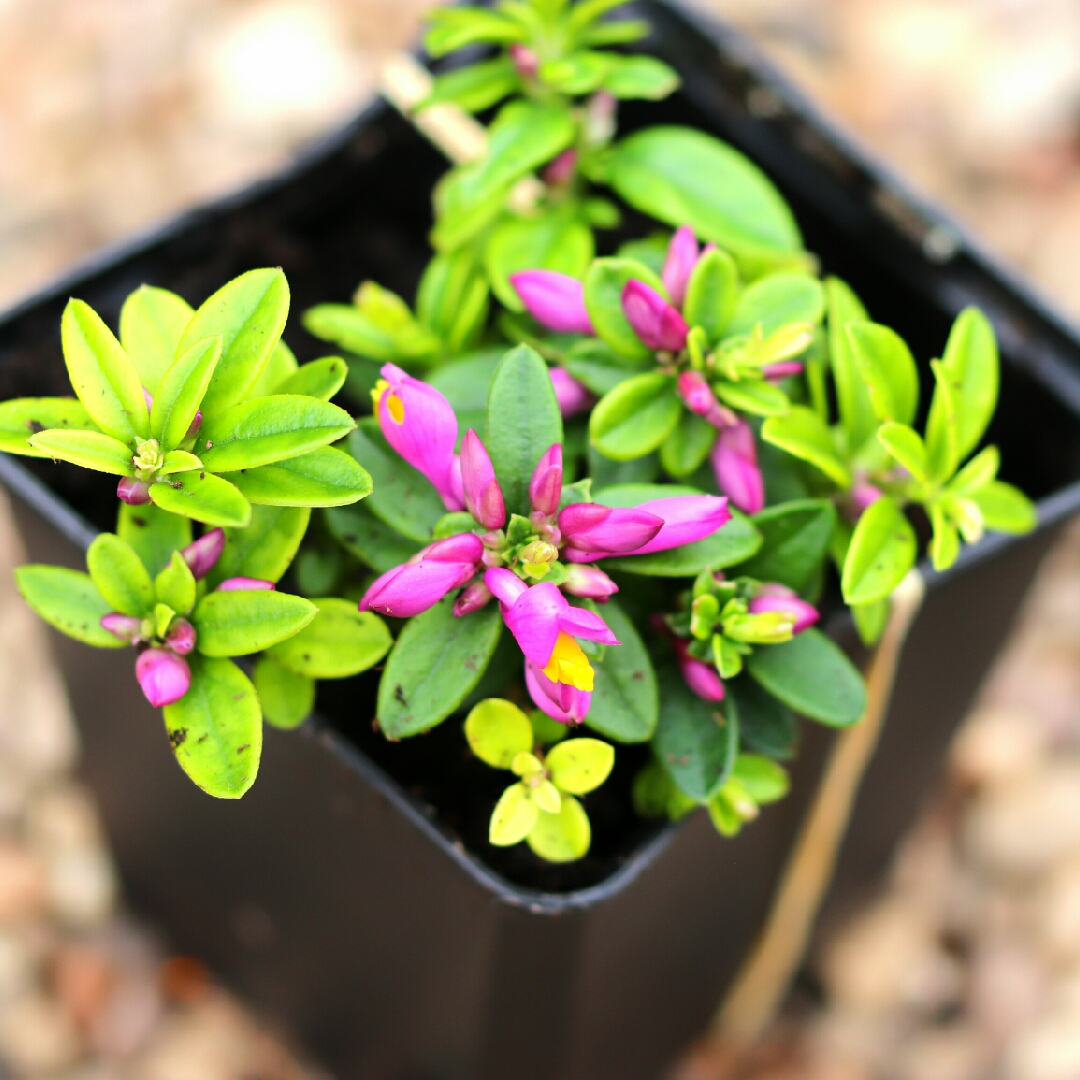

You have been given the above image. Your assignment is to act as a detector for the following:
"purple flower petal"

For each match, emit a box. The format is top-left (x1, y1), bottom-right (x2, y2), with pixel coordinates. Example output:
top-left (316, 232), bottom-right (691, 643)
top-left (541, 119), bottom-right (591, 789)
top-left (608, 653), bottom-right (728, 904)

top-left (453, 581), bottom-right (492, 617)
top-left (662, 226), bottom-right (699, 309)
top-left (630, 496), bottom-right (731, 555)
top-left (710, 421), bottom-right (764, 514)
top-left (502, 582), bottom-right (567, 667)
top-left (165, 618), bottom-right (197, 655)
top-left (117, 477), bottom-right (151, 506)
top-left (621, 280), bottom-right (688, 353)
top-left (563, 564), bottom-right (618, 599)
top-left (460, 430), bottom-right (505, 529)
top-left (216, 577), bottom-right (276, 592)
top-left (135, 648), bottom-right (191, 708)
top-left (182, 528), bottom-right (226, 581)
top-left (509, 271), bottom-right (595, 336)
top-left (558, 503), bottom-right (664, 555)
top-left (674, 638), bottom-right (725, 702)
top-left (101, 613), bottom-right (143, 643)
top-left (529, 443), bottom-right (563, 517)
top-left (525, 661), bottom-right (590, 724)
top-left (748, 595), bottom-right (819, 634)
top-left (762, 361), bottom-right (804, 382)
top-left (484, 567), bottom-right (528, 608)
top-left (549, 367), bottom-right (595, 418)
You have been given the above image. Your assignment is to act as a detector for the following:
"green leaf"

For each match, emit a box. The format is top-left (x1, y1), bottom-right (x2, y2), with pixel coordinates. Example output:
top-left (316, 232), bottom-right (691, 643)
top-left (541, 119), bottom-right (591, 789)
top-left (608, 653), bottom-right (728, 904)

top-left (249, 339), bottom-right (299, 399)
top-left (601, 54), bottom-right (679, 99)
top-left (180, 268), bottom-right (290, 421)
top-left (265, 598), bottom-right (391, 678)
top-left (209, 506), bottom-right (311, 586)
top-left (159, 450), bottom-right (203, 476)
top-left (61, 299), bottom-right (150, 442)
top-left (539, 51), bottom-right (609, 95)
top-left (654, 667), bottom-right (737, 801)
top-left (661, 411), bottom-right (716, 478)
top-left (841, 496), bottom-right (917, 605)
top-left (712, 378), bottom-right (790, 416)
top-left (852, 598), bottom-right (890, 645)
top-left (589, 372), bottom-right (680, 460)
top-left (197, 396), bottom-right (354, 473)
top-left (424, 7), bottom-right (524, 56)
top-left (119, 285), bottom-right (194, 394)
top-left (302, 302), bottom-right (438, 364)
top-left (28, 429), bottom-right (133, 475)
top-left (149, 472), bottom-right (251, 528)
top-left (325, 503), bottom-right (423, 573)
top-left (0, 398), bottom-right (97, 458)
top-left (150, 336), bottom-right (222, 451)
top-left (973, 481), bottom-right (1037, 534)
top-left (728, 675), bottom-right (797, 760)
top-left (486, 344), bottom-right (563, 516)
top-left (271, 357), bottom-right (347, 401)
top-left (14, 566), bottom-right (126, 649)
top-left (584, 257), bottom-right (666, 360)
top-left (761, 407), bottom-right (851, 487)
top-left (547, 738), bottom-right (614, 794)
top-left (154, 551), bottom-right (197, 616)
top-left (878, 423), bottom-right (927, 482)
top-left (432, 169), bottom-right (514, 254)
top-left (826, 278), bottom-right (877, 454)
top-left (377, 599), bottom-right (503, 738)
top-left (937, 308), bottom-right (999, 462)
top-left (490, 784), bottom-right (538, 846)
top-left (348, 422), bottom-right (445, 543)
top-left (748, 628), bottom-right (866, 727)
top-left (465, 698), bottom-right (534, 769)
top-left (254, 657), bottom-right (315, 729)
top-left (733, 754), bottom-right (790, 803)
top-left (929, 502), bottom-right (960, 571)
top-left (949, 445), bottom-right (999, 495)
top-left (117, 502), bottom-right (192, 579)
top-left (222, 446), bottom-right (371, 508)
top-left (86, 533), bottom-right (154, 617)
top-left (420, 56), bottom-right (520, 112)
top-left (563, 340), bottom-right (648, 396)
top-left (726, 273), bottom-right (823, 339)
top-left (737, 498), bottom-right (837, 592)
top-left (846, 322), bottom-right (919, 426)
top-left (924, 359), bottom-right (958, 482)
top-left (485, 213), bottom-right (593, 311)
top-left (584, 599), bottom-right (658, 742)
top-left (604, 127), bottom-right (801, 260)
top-left (417, 248), bottom-right (490, 353)
top-left (163, 656), bottom-right (261, 798)
top-left (526, 796), bottom-right (590, 862)
top-left (193, 589), bottom-right (316, 657)
top-left (427, 350), bottom-right (503, 435)
top-left (683, 248), bottom-right (738, 344)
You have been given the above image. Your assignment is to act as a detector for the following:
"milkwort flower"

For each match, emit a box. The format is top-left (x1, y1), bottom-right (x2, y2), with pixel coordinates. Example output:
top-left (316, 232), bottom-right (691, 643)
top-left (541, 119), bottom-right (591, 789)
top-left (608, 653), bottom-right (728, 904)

top-left (359, 366), bottom-right (734, 721)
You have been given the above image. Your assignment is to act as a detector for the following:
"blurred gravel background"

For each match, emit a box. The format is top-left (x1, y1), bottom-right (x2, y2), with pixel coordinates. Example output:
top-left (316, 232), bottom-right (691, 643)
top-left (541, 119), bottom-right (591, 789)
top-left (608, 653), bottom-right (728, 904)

top-left (3, 1), bottom-right (1080, 1078)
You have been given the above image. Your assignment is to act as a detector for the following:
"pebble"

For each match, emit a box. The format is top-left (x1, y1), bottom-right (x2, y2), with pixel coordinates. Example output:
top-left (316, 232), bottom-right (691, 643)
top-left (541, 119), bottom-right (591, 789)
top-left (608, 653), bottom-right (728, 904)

top-left (0, 993), bottom-right (83, 1075)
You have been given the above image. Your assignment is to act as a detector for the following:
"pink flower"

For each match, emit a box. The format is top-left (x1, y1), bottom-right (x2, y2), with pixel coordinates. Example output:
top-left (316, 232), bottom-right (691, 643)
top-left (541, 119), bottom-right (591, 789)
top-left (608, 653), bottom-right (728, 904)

top-left (164, 618), bottom-right (197, 655)
top-left (484, 569), bottom-right (618, 668)
top-left (217, 577), bottom-right (276, 592)
top-left (525, 661), bottom-right (591, 724)
top-left (135, 648), bottom-right (191, 708)
top-left (509, 271), bottom-right (595, 336)
top-left (674, 638), bottom-right (725, 702)
top-left (749, 587), bottom-right (819, 634)
top-left (509, 43), bottom-right (538, 78)
top-left (662, 226), bottom-right (699, 309)
top-left (360, 534), bottom-right (483, 618)
top-left (529, 444), bottom-right (563, 518)
top-left (762, 361), bottom-right (804, 382)
top-left (562, 564), bottom-right (618, 600)
top-left (101, 613), bottom-right (144, 643)
top-left (544, 149), bottom-right (577, 187)
top-left (460, 429), bottom-right (505, 529)
top-left (850, 480), bottom-right (883, 516)
top-left (676, 371), bottom-right (735, 429)
top-left (549, 367), bottom-right (595, 418)
top-left (375, 363), bottom-right (463, 511)
top-left (117, 477), bottom-right (151, 506)
top-left (710, 421), bottom-right (764, 514)
top-left (453, 580), bottom-right (491, 617)
top-left (630, 495), bottom-right (731, 555)
top-left (621, 280), bottom-right (688, 353)
top-left (182, 528), bottom-right (226, 580)
top-left (559, 503), bottom-right (664, 560)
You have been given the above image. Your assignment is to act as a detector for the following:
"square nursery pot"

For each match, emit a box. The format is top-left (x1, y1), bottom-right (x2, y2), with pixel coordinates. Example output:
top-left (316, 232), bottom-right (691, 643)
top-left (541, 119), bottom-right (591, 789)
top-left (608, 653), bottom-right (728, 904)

top-left (4, 3), bottom-right (1080, 1078)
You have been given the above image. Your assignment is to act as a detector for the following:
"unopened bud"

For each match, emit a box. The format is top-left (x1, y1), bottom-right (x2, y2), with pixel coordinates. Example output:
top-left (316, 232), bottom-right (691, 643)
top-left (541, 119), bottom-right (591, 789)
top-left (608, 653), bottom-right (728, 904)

top-left (509, 44), bottom-right (538, 79)
top-left (117, 477), bottom-right (151, 505)
top-left (165, 618), bottom-right (197, 655)
top-left (453, 581), bottom-right (492, 617)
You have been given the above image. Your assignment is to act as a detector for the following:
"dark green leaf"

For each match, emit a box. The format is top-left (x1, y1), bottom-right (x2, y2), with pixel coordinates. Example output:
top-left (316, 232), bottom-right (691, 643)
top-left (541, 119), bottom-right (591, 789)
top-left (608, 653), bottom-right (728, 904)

top-left (417, 248), bottom-right (490, 353)
top-left (14, 566), bottom-right (126, 649)
top-left (584, 599), bottom-right (658, 742)
top-left (563, 340), bottom-right (648, 396)
top-left (737, 498), bottom-right (837, 591)
top-left (0, 398), bottom-right (97, 458)
top-left (193, 589), bottom-right (316, 657)
top-left (660, 410), bottom-right (716, 478)
top-left (119, 285), bottom-right (194, 394)
top-left (427, 350), bottom-right (503, 437)
top-left (222, 446), bottom-right (372, 507)
top-left (841, 496), bottom-right (917, 605)
top-left (86, 533), bottom-right (154, 617)
top-left (325, 502), bottom-right (424, 572)
top-left (266, 598), bottom-right (391, 678)
top-left (728, 675), bottom-right (797, 759)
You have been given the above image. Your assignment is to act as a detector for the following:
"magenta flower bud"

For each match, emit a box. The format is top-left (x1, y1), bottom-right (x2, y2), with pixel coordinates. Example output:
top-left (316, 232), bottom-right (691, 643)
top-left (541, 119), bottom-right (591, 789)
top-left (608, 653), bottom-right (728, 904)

top-left (559, 503), bottom-right (664, 558)
top-left (460, 430), bottom-right (506, 530)
top-left (453, 581), bottom-right (492, 617)
top-left (544, 149), bottom-right (577, 188)
top-left (376, 363), bottom-right (463, 511)
top-left (677, 371), bottom-right (717, 417)
top-left (182, 528), bottom-right (226, 581)
top-left (662, 226), bottom-right (699, 309)
top-left (563, 564), bottom-right (618, 600)
top-left (135, 648), bottom-right (191, 708)
top-left (360, 534), bottom-right (483, 619)
top-left (585, 90), bottom-right (616, 145)
top-left (710, 421), bottom-right (764, 514)
top-left (748, 595), bottom-right (819, 635)
top-left (850, 480), bottom-right (883, 517)
top-left (117, 477), bottom-right (151, 505)
top-left (509, 43), bottom-right (538, 78)
top-left (762, 361), bottom-right (804, 382)
top-left (216, 577), bottom-right (276, 592)
top-left (621, 280), bottom-right (688, 353)
top-left (525, 661), bottom-right (591, 724)
top-left (674, 638), bottom-right (725, 702)
top-left (549, 367), bottom-right (595, 418)
top-left (509, 271), bottom-right (595, 336)
top-left (142, 388), bottom-right (154, 411)
top-left (101, 613), bottom-right (144, 643)
top-left (164, 618), bottom-right (197, 655)
top-left (529, 444), bottom-right (563, 517)
top-left (485, 566), bottom-right (529, 609)
top-left (629, 495), bottom-right (732, 555)
top-left (185, 409), bottom-right (203, 441)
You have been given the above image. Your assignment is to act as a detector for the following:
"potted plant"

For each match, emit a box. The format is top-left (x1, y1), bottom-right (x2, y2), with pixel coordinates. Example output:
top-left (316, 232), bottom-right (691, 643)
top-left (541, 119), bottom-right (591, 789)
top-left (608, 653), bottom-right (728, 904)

top-left (0, 0), bottom-right (1077, 1077)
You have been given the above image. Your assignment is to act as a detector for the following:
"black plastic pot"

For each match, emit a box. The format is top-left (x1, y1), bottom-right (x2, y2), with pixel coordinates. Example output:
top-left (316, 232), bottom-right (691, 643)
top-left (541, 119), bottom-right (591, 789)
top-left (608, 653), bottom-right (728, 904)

top-left (3, 3), bottom-right (1080, 1078)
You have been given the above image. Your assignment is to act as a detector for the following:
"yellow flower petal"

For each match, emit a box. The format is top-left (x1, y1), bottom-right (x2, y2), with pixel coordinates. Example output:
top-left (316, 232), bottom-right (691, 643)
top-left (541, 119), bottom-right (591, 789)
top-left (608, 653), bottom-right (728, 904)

top-left (542, 631), bottom-right (594, 692)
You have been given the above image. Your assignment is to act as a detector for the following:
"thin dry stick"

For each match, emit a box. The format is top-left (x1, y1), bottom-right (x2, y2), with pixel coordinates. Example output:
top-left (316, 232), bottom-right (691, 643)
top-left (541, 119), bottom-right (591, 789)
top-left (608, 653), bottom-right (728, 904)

top-left (713, 569), bottom-right (926, 1046)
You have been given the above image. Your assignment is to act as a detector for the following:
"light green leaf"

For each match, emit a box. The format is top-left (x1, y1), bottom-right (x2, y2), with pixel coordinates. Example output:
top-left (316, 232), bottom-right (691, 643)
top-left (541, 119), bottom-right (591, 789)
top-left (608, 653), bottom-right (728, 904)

top-left (193, 589), bottom-right (316, 657)
top-left (490, 784), bottom-right (538, 846)
top-left (150, 335), bottom-right (221, 451)
top-left (526, 796), bottom-right (590, 862)
top-left (119, 285), bottom-right (194, 394)
top-left (465, 698), bottom-right (534, 769)
top-left (180, 268), bottom-right (290, 420)
top-left (424, 7), bottom-right (524, 56)
top-left (601, 54), bottom-right (679, 99)
top-left (416, 248), bottom-right (490, 353)
top-left (852, 597), bottom-right (890, 646)
top-left (117, 502), bottom-right (191, 579)
top-left (0, 398), bottom-right (98, 458)
top-left (761, 406), bottom-right (851, 487)
top-left (155, 551), bottom-right (197, 616)
top-left (584, 598), bottom-right (658, 742)
top-left (539, 51), bottom-right (609, 95)
top-left (547, 738), bottom-right (614, 794)
top-left (841, 496), bottom-right (917, 605)
top-left (726, 273), bottom-right (823, 339)
top-left (924, 359), bottom-right (958, 482)
top-left (684, 248), bottom-right (738, 344)
top-left (209, 505), bottom-right (310, 586)
top-left (589, 372), bottom-right (681, 460)
top-left (938, 308), bottom-right (999, 462)
top-left (929, 502), bottom-right (960, 571)
top-left (222, 446), bottom-right (371, 508)
top-left (163, 656), bottom-right (261, 798)
top-left (584, 257), bottom-right (666, 360)
top-left (733, 753), bottom-right (790, 803)
top-left (949, 445), bottom-right (999, 495)
top-left (302, 301), bottom-right (439, 364)
top-left (265, 598), bottom-right (391, 678)
top-left (28, 429), bottom-right (133, 475)
top-left (485, 213), bottom-right (593, 311)
top-left (563, 340), bottom-right (649, 397)
top-left (14, 566), bottom-right (126, 649)
top-left (661, 411), bottom-right (716, 478)
top-left (878, 423), bottom-right (927, 482)
top-left (157, 451), bottom-right (202, 476)
top-left (249, 339), bottom-right (299, 399)
top-left (86, 533), bottom-right (154, 617)
top-left (271, 357), bottom-right (347, 401)
top-left (254, 657), bottom-right (315, 729)
top-left (712, 378), bottom-right (790, 416)
top-left (826, 278), bottom-right (877, 454)
top-left (973, 481), bottom-right (1037, 534)
top-left (846, 322), bottom-right (919, 426)
top-left (149, 472), bottom-right (251, 528)
top-left (420, 56), bottom-right (519, 112)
